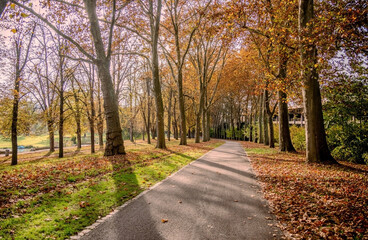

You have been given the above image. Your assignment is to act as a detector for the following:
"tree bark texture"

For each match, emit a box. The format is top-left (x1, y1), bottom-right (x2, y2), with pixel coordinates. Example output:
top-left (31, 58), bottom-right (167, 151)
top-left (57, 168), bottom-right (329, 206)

top-left (84, 0), bottom-right (125, 155)
top-left (149, 0), bottom-right (166, 149)
top-left (299, 0), bottom-right (336, 163)
top-left (278, 91), bottom-right (296, 152)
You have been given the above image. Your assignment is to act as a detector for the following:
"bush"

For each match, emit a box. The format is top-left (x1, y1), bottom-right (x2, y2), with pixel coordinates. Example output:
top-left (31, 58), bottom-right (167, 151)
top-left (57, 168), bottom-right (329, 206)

top-left (323, 72), bottom-right (368, 164)
top-left (290, 125), bottom-right (306, 151)
top-left (273, 124), bottom-right (279, 144)
top-left (71, 136), bottom-right (77, 145)
top-left (328, 123), bottom-right (368, 164)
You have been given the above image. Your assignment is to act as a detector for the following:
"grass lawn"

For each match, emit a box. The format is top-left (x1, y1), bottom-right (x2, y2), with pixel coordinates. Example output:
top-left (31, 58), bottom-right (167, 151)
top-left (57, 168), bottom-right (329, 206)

top-left (0, 135), bottom-right (52, 149)
top-left (0, 139), bottom-right (224, 239)
top-left (242, 141), bottom-right (368, 239)
top-left (0, 134), bottom-right (100, 149)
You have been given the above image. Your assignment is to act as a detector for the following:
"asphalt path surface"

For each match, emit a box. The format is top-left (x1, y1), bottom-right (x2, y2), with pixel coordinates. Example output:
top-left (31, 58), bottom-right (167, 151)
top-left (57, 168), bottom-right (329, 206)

top-left (80, 141), bottom-right (283, 240)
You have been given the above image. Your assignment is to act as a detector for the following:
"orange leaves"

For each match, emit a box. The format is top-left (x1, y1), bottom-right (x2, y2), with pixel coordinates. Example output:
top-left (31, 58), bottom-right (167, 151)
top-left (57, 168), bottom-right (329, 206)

top-left (244, 141), bottom-right (368, 239)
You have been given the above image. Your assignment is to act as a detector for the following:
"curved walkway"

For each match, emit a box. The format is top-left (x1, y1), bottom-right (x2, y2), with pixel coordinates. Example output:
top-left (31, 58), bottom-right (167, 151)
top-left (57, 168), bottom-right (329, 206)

top-left (77, 141), bottom-right (283, 240)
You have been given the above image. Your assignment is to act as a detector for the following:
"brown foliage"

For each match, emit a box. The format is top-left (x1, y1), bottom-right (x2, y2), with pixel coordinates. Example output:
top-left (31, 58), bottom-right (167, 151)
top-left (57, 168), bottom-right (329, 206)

top-left (242, 141), bottom-right (368, 239)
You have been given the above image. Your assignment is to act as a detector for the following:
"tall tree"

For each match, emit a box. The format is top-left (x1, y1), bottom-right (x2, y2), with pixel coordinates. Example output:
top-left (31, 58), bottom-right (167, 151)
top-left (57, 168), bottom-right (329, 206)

top-left (148, 0), bottom-right (166, 148)
top-left (10, 23), bottom-right (35, 165)
top-left (161, 0), bottom-right (210, 145)
top-left (11, 0), bottom-right (127, 156)
top-left (299, 0), bottom-right (337, 163)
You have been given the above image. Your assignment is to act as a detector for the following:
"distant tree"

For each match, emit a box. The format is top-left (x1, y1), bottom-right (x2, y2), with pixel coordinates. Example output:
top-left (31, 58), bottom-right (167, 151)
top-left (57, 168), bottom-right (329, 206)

top-left (9, 23), bottom-right (35, 165)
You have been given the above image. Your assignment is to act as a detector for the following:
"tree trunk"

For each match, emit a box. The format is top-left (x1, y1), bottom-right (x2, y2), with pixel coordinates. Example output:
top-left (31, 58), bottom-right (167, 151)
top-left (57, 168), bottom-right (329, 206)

top-left (195, 83), bottom-right (204, 143)
top-left (58, 52), bottom-right (65, 158)
top-left (263, 91), bottom-right (269, 145)
top-left (47, 120), bottom-right (55, 152)
top-left (202, 108), bottom-right (207, 142)
top-left (195, 113), bottom-right (202, 143)
top-left (167, 88), bottom-right (172, 141)
top-left (253, 102), bottom-right (258, 143)
top-left (89, 65), bottom-right (96, 153)
top-left (299, 0), bottom-right (336, 163)
top-left (129, 124), bottom-right (134, 142)
top-left (76, 121), bottom-right (82, 149)
top-left (146, 78), bottom-right (151, 144)
top-left (177, 72), bottom-right (187, 145)
top-left (73, 90), bottom-right (82, 150)
top-left (206, 109), bottom-right (211, 141)
top-left (173, 97), bottom-right (178, 140)
top-left (268, 114), bottom-right (275, 148)
top-left (84, 0), bottom-right (125, 155)
top-left (278, 91), bottom-right (296, 152)
top-left (149, 0), bottom-right (165, 149)
top-left (11, 71), bottom-right (20, 166)
top-left (249, 112), bottom-right (253, 142)
top-left (97, 79), bottom-right (104, 150)
top-left (258, 95), bottom-right (264, 144)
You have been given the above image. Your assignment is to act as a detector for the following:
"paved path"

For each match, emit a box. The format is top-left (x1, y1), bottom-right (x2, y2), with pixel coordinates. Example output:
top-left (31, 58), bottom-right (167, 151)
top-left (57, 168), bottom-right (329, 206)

top-left (79, 141), bottom-right (283, 240)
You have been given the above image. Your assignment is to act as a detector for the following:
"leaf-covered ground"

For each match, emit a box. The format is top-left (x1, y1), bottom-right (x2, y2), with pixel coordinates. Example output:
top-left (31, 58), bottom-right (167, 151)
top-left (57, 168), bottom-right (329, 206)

top-left (0, 139), bottom-right (223, 239)
top-left (242, 141), bottom-right (368, 240)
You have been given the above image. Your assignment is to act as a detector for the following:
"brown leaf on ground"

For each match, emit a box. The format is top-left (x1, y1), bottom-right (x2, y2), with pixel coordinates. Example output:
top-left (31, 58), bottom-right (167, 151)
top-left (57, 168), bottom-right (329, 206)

top-left (241, 141), bottom-right (368, 239)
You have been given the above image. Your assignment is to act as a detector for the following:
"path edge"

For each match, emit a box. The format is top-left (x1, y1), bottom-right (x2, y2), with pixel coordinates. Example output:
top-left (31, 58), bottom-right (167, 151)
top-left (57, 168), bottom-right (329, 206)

top-left (68, 141), bottom-right (225, 240)
top-left (244, 147), bottom-right (294, 240)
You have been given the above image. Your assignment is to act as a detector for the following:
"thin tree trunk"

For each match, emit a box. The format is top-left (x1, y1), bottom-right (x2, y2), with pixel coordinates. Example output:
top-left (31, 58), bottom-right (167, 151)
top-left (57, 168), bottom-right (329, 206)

top-left (253, 100), bottom-right (258, 143)
top-left (195, 112), bottom-right (202, 143)
top-left (11, 72), bottom-right (20, 165)
top-left (206, 109), bottom-right (210, 141)
top-left (173, 97), bottom-right (178, 140)
top-left (195, 104), bottom-right (203, 143)
top-left (76, 119), bottom-right (82, 149)
top-left (129, 89), bottom-right (134, 143)
top-left (202, 108), bottom-right (207, 142)
top-left (268, 114), bottom-right (275, 148)
top-left (263, 90), bottom-right (269, 145)
top-left (89, 64), bottom-right (96, 153)
top-left (249, 112), bottom-right (253, 142)
top-left (146, 78), bottom-right (151, 144)
top-left (73, 90), bottom-right (82, 150)
top-left (47, 120), bottom-right (55, 152)
top-left (266, 99), bottom-right (277, 148)
top-left (167, 88), bottom-right (173, 141)
top-left (177, 73), bottom-right (187, 145)
top-left (258, 94), bottom-right (264, 144)
top-left (97, 79), bottom-right (104, 150)
top-left (58, 51), bottom-right (65, 158)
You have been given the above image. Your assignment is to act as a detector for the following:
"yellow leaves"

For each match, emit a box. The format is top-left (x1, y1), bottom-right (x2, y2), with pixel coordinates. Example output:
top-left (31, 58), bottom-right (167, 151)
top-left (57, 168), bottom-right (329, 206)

top-left (10, 3), bottom-right (15, 10)
top-left (161, 219), bottom-right (168, 223)
top-left (11, 29), bottom-right (17, 34)
top-left (20, 13), bottom-right (29, 18)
